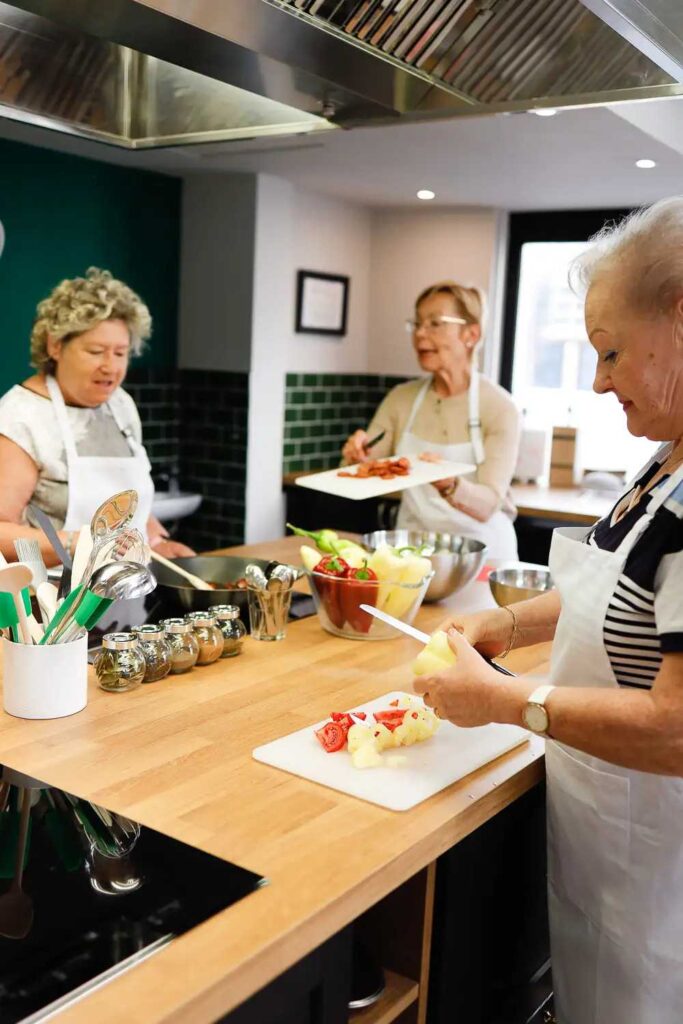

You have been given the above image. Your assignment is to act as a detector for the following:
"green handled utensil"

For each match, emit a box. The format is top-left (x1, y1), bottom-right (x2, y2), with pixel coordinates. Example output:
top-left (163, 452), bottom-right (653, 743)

top-left (39, 585), bottom-right (113, 645)
top-left (0, 589), bottom-right (32, 643)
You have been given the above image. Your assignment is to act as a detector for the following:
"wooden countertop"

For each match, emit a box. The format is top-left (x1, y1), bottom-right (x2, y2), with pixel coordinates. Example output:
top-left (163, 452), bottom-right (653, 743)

top-left (0, 537), bottom-right (550, 1024)
top-left (283, 471), bottom-right (613, 525)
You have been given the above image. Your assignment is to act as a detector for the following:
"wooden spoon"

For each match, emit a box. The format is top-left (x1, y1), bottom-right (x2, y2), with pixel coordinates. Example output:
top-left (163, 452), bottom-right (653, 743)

top-left (150, 551), bottom-right (213, 591)
top-left (0, 788), bottom-right (34, 939)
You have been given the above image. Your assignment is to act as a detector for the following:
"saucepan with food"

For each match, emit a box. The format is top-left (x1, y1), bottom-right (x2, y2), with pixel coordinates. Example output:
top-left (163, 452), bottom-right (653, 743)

top-left (151, 556), bottom-right (271, 616)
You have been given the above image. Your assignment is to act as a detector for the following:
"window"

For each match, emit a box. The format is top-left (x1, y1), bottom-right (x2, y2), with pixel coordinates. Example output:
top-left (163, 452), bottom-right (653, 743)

top-left (502, 213), bottom-right (656, 482)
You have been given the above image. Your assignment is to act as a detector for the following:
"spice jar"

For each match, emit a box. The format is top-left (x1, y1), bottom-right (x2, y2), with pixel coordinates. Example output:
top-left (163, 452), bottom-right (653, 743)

top-left (160, 618), bottom-right (200, 674)
top-left (133, 624), bottom-right (173, 683)
top-left (213, 604), bottom-right (246, 658)
top-left (95, 633), bottom-right (146, 693)
top-left (185, 612), bottom-right (224, 665)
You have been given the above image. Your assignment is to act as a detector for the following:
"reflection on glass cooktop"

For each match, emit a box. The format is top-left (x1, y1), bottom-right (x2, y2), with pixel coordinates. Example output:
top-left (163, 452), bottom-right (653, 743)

top-left (0, 766), bottom-right (265, 1024)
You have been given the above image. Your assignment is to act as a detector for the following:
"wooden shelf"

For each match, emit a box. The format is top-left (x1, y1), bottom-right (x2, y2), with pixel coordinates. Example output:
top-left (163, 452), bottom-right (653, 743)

top-left (349, 970), bottom-right (419, 1024)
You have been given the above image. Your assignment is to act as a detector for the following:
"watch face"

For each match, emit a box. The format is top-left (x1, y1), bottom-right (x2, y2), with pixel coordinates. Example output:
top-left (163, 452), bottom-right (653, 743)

top-left (523, 703), bottom-right (548, 734)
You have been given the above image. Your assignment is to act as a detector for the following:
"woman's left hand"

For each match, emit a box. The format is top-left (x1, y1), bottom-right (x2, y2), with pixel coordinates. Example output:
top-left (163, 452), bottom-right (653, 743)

top-left (152, 538), bottom-right (196, 558)
top-left (418, 452), bottom-right (456, 495)
top-left (413, 628), bottom-right (509, 727)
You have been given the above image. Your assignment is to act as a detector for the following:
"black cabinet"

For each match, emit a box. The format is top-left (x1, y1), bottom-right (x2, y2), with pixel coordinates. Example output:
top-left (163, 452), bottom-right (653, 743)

top-left (284, 483), bottom-right (398, 535)
top-left (427, 784), bottom-right (549, 1024)
top-left (218, 927), bottom-right (352, 1024)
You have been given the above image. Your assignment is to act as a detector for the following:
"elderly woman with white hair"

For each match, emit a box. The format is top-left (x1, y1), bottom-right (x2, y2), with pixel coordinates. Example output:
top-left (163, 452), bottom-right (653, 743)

top-left (413, 198), bottom-right (683, 1023)
top-left (0, 268), bottom-right (193, 563)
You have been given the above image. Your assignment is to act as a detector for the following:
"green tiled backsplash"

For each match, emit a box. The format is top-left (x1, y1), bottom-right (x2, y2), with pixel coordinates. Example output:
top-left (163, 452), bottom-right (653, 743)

top-left (283, 373), bottom-right (409, 474)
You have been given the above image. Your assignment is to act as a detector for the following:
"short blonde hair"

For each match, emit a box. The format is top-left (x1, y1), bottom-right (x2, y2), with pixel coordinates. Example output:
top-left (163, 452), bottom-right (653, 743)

top-left (31, 267), bottom-right (152, 373)
top-left (571, 196), bottom-right (683, 316)
top-left (415, 280), bottom-right (487, 333)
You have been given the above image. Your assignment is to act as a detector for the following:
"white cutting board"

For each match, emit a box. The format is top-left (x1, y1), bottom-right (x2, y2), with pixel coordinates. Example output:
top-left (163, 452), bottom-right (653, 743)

top-left (295, 459), bottom-right (476, 501)
top-left (252, 692), bottom-right (529, 811)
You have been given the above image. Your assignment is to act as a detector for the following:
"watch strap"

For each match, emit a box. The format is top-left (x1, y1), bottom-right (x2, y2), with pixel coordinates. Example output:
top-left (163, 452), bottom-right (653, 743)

top-left (528, 683), bottom-right (555, 706)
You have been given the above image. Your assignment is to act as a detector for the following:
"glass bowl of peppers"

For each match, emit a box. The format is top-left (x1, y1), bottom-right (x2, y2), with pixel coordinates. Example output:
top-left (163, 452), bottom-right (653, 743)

top-left (307, 551), bottom-right (433, 641)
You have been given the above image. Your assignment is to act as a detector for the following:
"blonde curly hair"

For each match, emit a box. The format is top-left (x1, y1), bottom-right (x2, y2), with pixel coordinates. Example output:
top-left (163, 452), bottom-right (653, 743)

top-left (31, 267), bottom-right (152, 373)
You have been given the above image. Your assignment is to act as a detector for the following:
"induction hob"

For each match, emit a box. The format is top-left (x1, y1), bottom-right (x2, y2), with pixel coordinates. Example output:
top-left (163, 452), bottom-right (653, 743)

top-left (0, 767), bottom-right (265, 1023)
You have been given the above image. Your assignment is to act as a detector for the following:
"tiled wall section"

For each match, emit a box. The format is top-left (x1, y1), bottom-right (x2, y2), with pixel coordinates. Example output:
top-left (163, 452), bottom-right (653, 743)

top-left (126, 367), bottom-right (248, 549)
top-left (283, 373), bottom-right (409, 474)
top-left (177, 370), bottom-right (249, 551)
top-left (125, 367), bottom-right (182, 485)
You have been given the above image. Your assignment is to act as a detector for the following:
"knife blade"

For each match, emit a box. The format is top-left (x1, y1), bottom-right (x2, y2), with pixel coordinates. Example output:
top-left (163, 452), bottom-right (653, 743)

top-left (359, 604), bottom-right (516, 676)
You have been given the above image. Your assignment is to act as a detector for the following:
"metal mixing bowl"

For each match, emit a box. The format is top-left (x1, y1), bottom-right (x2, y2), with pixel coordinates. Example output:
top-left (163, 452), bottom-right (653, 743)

top-left (361, 530), bottom-right (487, 603)
top-left (488, 565), bottom-right (553, 606)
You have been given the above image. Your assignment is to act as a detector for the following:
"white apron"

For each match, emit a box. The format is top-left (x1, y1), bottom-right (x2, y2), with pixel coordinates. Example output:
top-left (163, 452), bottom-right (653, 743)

top-left (46, 374), bottom-right (154, 538)
top-left (395, 374), bottom-right (518, 559)
top-left (547, 459), bottom-right (683, 1024)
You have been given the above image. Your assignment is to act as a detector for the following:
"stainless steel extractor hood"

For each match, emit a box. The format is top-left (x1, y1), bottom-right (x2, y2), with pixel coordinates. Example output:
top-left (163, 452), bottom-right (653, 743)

top-left (2, 0), bottom-right (683, 150)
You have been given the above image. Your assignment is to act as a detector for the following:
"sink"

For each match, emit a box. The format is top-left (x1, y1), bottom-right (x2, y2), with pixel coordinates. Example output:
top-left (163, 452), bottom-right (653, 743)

top-left (152, 490), bottom-right (202, 522)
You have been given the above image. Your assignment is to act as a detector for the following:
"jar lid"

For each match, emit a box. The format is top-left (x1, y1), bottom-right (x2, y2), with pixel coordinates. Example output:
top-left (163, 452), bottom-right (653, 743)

top-left (133, 624), bottom-right (165, 639)
top-left (186, 612), bottom-right (217, 626)
top-left (161, 618), bottom-right (193, 635)
top-left (212, 604), bottom-right (240, 620)
top-left (102, 632), bottom-right (138, 651)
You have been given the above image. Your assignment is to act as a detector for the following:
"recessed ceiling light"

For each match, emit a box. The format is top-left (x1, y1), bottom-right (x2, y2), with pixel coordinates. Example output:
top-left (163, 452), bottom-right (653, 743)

top-left (531, 108), bottom-right (558, 117)
top-left (635, 158), bottom-right (656, 169)
top-left (417, 189), bottom-right (435, 200)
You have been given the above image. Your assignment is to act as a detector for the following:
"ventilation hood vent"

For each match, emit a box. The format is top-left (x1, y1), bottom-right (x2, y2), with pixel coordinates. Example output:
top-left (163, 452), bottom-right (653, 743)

top-left (1, 0), bottom-right (682, 150)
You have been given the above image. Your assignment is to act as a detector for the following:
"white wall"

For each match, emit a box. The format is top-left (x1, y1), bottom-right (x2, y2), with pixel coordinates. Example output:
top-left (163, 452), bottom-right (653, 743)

top-left (287, 190), bottom-right (373, 373)
top-left (245, 174), bottom-right (295, 542)
top-left (367, 207), bottom-right (504, 378)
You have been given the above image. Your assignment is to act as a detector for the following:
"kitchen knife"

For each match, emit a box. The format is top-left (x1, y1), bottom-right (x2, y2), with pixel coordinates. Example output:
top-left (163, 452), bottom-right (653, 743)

top-left (359, 604), bottom-right (516, 676)
top-left (28, 503), bottom-right (72, 599)
top-left (364, 430), bottom-right (386, 451)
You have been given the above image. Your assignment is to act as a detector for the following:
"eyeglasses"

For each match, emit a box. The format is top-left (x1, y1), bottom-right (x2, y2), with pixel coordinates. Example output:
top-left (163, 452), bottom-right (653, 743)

top-left (404, 314), bottom-right (466, 334)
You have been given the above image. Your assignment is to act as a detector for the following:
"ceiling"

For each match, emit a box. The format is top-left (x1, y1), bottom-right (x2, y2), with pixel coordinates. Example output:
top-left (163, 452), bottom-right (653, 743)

top-left (2, 94), bottom-right (683, 211)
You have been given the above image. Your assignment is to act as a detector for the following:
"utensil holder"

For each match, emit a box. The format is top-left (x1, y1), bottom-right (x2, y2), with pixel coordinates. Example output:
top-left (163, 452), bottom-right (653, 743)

top-left (2, 635), bottom-right (88, 719)
top-left (247, 588), bottom-right (293, 641)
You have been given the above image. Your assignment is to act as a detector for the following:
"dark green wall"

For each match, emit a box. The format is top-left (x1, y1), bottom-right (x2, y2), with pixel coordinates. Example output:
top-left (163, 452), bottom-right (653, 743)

top-left (0, 137), bottom-right (181, 392)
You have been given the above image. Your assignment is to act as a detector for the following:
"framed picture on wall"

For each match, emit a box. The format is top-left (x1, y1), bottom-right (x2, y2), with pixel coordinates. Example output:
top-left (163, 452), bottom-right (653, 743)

top-left (295, 270), bottom-right (349, 337)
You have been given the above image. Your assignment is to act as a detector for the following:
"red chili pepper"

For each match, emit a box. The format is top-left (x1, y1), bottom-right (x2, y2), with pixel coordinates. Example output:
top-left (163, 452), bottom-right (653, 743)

top-left (339, 563), bottom-right (379, 634)
top-left (312, 555), bottom-right (349, 629)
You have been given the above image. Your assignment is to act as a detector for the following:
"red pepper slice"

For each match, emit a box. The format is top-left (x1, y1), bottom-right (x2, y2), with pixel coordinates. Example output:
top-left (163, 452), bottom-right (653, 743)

top-left (339, 563), bottom-right (379, 633)
top-left (312, 555), bottom-right (349, 630)
top-left (315, 721), bottom-right (347, 753)
top-left (372, 708), bottom-right (407, 732)
top-left (373, 709), bottom-right (407, 723)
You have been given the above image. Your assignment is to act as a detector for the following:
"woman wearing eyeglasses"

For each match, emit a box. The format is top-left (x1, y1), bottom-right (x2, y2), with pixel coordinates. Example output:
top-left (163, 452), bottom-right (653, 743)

top-left (341, 281), bottom-right (521, 558)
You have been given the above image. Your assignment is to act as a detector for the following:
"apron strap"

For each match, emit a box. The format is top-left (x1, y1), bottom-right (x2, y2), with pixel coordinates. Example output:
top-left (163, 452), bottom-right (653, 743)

top-left (105, 393), bottom-right (139, 456)
top-left (468, 366), bottom-right (485, 466)
top-left (403, 378), bottom-right (431, 436)
top-left (45, 374), bottom-right (78, 461)
top-left (614, 461), bottom-right (683, 556)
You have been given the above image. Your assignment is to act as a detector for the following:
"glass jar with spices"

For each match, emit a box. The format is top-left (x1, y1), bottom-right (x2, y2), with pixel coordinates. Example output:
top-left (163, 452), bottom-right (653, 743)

top-left (160, 618), bottom-right (200, 674)
top-left (133, 624), bottom-right (173, 683)
top-left (185, 612), bottom-right (224, 665)
top-left (212, 605), bottom-right (246, 658)
top-left (95, 633), bottom-right (146, 693)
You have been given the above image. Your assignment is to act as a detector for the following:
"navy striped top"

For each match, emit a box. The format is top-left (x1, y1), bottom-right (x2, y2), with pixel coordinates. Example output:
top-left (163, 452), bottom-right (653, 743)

top-left (587, 459), bottom-right (683, 690)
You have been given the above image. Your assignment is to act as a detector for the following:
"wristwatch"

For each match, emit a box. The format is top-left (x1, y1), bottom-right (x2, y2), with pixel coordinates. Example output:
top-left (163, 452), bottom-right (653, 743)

top-left (522, 684), bottom-right (555, 735)
top-left (441, 478), bottom-right (460, 500)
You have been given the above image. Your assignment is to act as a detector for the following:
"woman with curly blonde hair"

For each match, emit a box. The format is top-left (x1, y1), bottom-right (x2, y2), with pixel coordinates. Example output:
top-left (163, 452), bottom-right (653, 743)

top-left (0, 268), bottom-right (193, 563)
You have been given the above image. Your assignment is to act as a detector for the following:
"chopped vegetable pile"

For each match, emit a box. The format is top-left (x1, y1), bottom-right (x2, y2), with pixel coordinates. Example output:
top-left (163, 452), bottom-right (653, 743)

top-left (337, 456), bottom-right (411, 480)
top-left (314, 695), bottom-right (440, 769)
